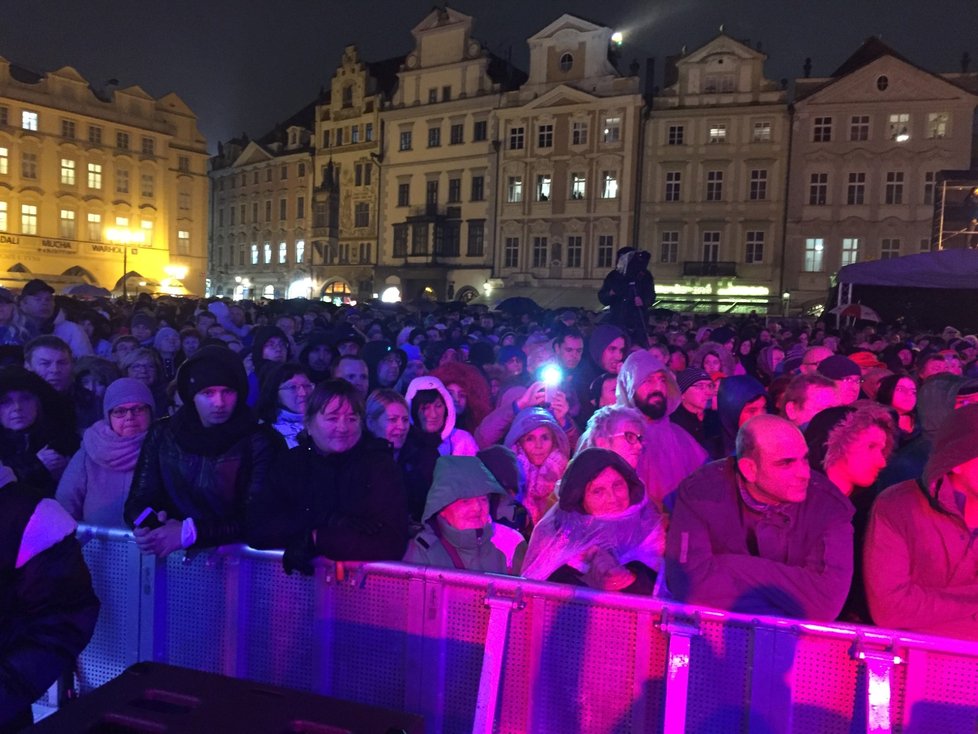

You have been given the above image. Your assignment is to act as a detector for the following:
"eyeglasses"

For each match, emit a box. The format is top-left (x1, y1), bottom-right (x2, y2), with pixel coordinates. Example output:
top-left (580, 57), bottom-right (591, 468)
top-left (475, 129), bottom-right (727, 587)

top-left (129, 363), bottom-right (156, 372)
top-left (280, 382), bottom-right (314, 394)
top-left (840, 376), bottom-right (863, 385)
top-left (610, 431), bottom-right (644, 445)
top-left (109, 405), bottom-right (151, 419)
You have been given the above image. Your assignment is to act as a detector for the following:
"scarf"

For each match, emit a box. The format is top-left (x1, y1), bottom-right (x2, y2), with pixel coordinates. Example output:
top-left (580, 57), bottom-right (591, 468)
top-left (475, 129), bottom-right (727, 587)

top-left (168, 402), bottom-right (258, 457)
top-left (82, 420), bottom-right (147, 472)
top-left (515, 446), bottom-right (568, 525)
top-left (272, 408), bottom-right (305, 448)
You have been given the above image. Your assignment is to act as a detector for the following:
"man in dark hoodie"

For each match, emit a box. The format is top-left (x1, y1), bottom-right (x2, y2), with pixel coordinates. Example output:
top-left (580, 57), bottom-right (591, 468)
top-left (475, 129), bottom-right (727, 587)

top-left (864, 404), bottom-right (978, 639)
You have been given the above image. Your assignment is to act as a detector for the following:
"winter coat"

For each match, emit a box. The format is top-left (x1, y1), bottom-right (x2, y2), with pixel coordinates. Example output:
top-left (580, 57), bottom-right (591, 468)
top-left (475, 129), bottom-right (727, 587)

top-left (246, 434), bottom-right (408, 569)
top-left (0, 482), bottom-right (99, 733)
top-left (504, 408), bottom-right (571, 525)
top-left (665, 458), bottom-right (854, 621)
top-left (124, 415), bottom-right (285, 548)
top-left (616, 351), bottom-right (708, 511)
top-left (56, 419), bottom-right (147, 527)
top-left (403, 456), bottom-right (525, 573)
top-left (864, 404), bottom-right (978, 639)
top-left (404, 375), bottom-right (479, 456)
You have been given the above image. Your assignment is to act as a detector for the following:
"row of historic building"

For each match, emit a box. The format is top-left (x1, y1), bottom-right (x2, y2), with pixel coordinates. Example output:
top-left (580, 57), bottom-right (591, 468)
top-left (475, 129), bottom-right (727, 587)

top-left (207, 8), bottom-right (978, 312)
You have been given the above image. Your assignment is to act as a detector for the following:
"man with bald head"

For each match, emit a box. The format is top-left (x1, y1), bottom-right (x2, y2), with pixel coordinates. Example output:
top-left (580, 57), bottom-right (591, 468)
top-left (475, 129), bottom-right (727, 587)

top-left (800, 346), bottom-right (834, 375)
top-left (665, 414), bottom-right (854, 620)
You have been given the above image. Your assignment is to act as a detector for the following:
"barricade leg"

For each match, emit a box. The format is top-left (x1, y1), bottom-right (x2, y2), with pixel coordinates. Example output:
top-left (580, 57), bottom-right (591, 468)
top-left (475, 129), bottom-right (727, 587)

top-left (472, 586), bottom-right (524, 734)
top-left (659, 614), bottom-right (700, 734)
top-left (748, 626), bottom-right (796, 733)
top-left (851, 642), bottom-right (902, 734)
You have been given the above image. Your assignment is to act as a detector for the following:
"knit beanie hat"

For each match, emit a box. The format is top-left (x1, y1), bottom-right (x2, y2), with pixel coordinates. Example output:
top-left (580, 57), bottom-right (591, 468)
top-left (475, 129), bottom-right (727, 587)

top-left (176, 345), bottom-right (247, 404)
top-left (817, 355), bottom-right (861, 380)
top-left (710, 326), bottom-right (736, 346)
top-left (675, 368), bottom-right (712, 394)
top-left (103, 377), bottom-right (154, 420)
top-left (923, 403), bottom-right (978, 492)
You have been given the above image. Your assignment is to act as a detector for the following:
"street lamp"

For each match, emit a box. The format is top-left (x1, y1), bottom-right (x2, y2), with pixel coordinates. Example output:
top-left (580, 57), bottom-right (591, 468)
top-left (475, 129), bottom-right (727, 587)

top-left (105, 227), bottom-right (146, 298)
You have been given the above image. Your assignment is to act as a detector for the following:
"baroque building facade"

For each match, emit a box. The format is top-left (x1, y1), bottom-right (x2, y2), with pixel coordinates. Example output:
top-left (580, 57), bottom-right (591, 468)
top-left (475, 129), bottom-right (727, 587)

top-left (0, 56), bottom-right (208, 294)
top-left (207, 111), bottom-right (314, 301)
top-left (375, 6), bottom-right (524, 303)
top-left (786, 38), bottom-right (978, 306)
top-left (491, 14), bottom-right (643, 307)
top-left (641, 35), bottom-right (789, 312)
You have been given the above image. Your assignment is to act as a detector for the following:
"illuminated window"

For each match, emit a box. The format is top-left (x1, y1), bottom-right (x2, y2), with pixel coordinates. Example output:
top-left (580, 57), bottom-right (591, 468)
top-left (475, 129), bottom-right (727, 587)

top-left (115, 217), bottom-right (129, 227)
top-left (88, 163), bottom-right (102, 189)
top-left (21, 110), bottom-right (38, 131)
top-left (263, 242), bottom-right (271, 264)
top-left (278, 241), bottom-right (287, 264)
top-left (708, 122), bottom-right (727, 143)
top-left (177, 230), bottom-right (190, 254)
top-left (0, 147), bottom-right (7, 175)
top-left (507, 176), bottom-right (523, 203)
top-left (841, 238), bottom-right (860, 266)
top-left (0, 202), bottom-right (6, 231)
top-left (87, 213), bottom-right (101, 241)
top-left (752, 121), bottom-right (772, 142)
top-left (888, 113), bottom-right (910, 141)
top-left (602, 116), bottom-right (621, 143)
top-left (295, 239), bottom-right (305, 263)
top-left (60, 158), bottom-right (76, 186)
top-left (804, 238), bottom-right (824, 272)
top-left (59, 209), bottom-right (76, 239)
top-left (570, 173), bottom-right (586, 200)
top-left (601, 171), bottom-right (618, 199)
top-left (927, 112), bottom-right (948, 139)
top-left (536, 174), bottom-right (552, 201)
top-left (21, 204), bottom-right (37, 234)
top-left (251, 243), bottom-right (259, 265)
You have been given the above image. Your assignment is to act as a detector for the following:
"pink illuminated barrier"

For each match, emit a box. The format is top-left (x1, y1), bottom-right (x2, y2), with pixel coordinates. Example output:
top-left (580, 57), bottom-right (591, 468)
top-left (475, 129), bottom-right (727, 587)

top-left (57, 525), bottom-right (978, 733)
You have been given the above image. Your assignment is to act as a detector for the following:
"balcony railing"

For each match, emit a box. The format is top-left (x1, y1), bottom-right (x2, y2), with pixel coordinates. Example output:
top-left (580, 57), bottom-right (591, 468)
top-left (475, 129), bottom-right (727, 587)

top-left (682, 260), bottom-right (737, 277)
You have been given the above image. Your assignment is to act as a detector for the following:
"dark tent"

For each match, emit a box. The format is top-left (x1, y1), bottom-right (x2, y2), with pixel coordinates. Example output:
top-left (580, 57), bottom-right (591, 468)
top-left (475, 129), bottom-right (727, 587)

top-left (832, 250), bottom-right (978, 330)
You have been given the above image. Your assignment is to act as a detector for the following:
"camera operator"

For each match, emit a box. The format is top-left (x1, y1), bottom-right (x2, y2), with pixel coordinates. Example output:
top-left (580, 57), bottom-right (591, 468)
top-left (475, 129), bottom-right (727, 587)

top-left (598, 247), bottom-right (655, 348)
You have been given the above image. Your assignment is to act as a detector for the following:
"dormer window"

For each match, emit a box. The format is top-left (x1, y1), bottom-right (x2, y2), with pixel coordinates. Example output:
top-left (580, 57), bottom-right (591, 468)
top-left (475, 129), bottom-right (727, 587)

top-left (559, 53), bottom-right (573, 72)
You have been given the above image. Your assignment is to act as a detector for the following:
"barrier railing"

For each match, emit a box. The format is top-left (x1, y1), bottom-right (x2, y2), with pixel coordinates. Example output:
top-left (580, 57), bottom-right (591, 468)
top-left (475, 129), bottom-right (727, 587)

top-left (58, 525), bottom-right (978, 733)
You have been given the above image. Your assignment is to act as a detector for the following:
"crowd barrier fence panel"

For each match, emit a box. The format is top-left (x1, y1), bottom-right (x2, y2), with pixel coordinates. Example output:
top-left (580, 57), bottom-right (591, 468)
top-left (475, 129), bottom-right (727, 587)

top-left (66, 527), bottom-right (978, 734)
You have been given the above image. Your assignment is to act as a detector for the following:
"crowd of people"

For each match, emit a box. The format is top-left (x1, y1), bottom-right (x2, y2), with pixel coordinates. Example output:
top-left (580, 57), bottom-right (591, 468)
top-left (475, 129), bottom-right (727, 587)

top-left (3, 271), bottom-right (978, 729)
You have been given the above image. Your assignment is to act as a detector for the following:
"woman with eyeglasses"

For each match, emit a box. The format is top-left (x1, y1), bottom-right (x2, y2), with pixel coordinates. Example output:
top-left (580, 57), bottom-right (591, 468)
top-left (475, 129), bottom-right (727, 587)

top-left (522, 448), bottom-right (665, 594)
top-left (255, 363), bottom-right (315, 448)
top-left (56, 378), bottom-right (154, 527)
top-left (576, 405), bottom-right (646, 469)
top-left (118, 347), bottom-right (169, 415)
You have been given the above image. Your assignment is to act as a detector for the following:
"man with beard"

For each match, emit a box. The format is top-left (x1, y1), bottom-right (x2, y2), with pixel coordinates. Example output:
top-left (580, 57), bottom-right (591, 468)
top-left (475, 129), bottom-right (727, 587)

top-left (616, 351), bottom-right (707, 511)
top-left (665, 414), bottom-right (854, 620)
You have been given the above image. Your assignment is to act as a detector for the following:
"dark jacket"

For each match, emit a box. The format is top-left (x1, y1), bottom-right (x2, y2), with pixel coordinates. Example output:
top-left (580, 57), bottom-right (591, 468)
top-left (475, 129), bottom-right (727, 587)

top-left (665, 458), bottom-right (854, 620)
top-left (246, 434), bottom-right (409, 571)
top-left (124, 416), bottom-right (284, 548)
top-left (0, 482), bottom-right (99, 733)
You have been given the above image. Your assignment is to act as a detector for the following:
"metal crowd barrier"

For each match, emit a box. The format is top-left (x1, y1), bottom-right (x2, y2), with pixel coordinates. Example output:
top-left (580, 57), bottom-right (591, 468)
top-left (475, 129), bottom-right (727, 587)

top-left (53, 524), bottom-right (978, 733)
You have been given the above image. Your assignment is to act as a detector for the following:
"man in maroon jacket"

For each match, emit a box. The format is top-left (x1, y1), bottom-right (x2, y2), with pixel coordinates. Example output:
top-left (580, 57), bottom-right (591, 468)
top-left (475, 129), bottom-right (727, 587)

top-left (665, 414), bottom-right (854, 620)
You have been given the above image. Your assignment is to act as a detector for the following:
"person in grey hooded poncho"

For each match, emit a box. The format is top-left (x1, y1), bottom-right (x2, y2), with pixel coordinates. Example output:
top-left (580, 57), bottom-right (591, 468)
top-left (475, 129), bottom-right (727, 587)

top-left (616, 351), bottom-right (707, 512)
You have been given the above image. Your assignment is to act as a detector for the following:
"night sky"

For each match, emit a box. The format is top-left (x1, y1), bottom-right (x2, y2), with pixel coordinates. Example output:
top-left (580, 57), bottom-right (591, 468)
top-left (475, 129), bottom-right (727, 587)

top-left (2, 0), bottom-right (976, 152)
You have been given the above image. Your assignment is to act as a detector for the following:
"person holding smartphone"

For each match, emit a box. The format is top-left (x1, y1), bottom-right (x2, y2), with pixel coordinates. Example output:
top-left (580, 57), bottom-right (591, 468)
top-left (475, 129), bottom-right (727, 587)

top-left (124, 346), bottom-right (285, 557)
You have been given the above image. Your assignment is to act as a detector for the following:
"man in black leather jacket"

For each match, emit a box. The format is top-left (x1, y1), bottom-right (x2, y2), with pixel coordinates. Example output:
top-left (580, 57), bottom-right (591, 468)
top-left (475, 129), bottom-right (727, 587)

top-left (124, 346), bottom-right (285, 556)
